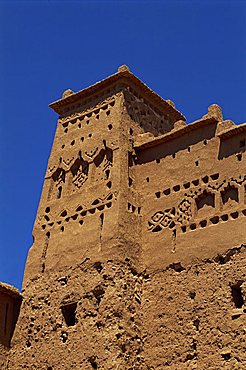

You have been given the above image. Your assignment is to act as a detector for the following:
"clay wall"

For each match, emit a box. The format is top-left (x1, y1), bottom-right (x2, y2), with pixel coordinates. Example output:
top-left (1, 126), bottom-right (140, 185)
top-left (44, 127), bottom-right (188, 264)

top-left (123, 86), bottom-right (177, 137)
top-left (141, 249), bottom-right (246, 369)
top-left (8, 259), bottom-right (144, 370)
top-left (5, 69), bottom-right (246, 369)
top-left (130, 118), bottom-right (246, 369)
top-left (23, 87), bottom-right (126, 285)
top-left (132, 120), bottom-right (246, 270)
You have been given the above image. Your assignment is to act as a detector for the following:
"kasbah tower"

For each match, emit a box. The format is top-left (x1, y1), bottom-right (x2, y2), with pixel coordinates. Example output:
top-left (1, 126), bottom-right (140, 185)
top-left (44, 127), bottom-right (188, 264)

top-left (0, 66), bottom-right (246, 370)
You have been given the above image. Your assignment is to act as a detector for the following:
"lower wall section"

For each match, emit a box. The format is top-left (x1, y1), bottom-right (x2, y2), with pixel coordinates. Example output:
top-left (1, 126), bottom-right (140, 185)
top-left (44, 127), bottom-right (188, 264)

top-left (5, 245), bottom-right (246, 369)
top-left (141, 245), bottom-right (246, 369)
top-left (7, 258), bottom-right (142, 370)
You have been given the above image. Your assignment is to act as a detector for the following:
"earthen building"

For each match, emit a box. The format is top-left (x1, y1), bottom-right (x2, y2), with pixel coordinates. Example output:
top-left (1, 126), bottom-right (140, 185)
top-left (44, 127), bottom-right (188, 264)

top-left (1, 66), bottom-right (246, 369)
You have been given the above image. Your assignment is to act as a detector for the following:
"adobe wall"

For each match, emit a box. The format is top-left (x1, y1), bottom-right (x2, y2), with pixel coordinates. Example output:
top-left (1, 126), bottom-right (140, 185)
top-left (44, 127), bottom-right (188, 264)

top-left (130, 112), bottom-right (246, 368)
top-left (141, 248), bottom-right (246, 369)
top-left (5, 68), bottom-right (246, 369)
top-left (7, 259), bottom-right (144, 369)
top-left (133, 118), bottom-right (246, 269)
top-left (24, 86), bottom-right (128, 286)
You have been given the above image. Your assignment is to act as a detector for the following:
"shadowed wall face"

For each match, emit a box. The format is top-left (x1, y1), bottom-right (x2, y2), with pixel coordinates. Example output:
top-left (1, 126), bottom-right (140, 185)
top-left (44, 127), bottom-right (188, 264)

top-left (0, 290), bottom-right (22, 349)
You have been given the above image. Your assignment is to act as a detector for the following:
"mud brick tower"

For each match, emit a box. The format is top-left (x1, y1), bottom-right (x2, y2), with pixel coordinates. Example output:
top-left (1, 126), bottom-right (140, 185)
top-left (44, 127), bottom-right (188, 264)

top-left (2, 66), bottom-right (246, 369)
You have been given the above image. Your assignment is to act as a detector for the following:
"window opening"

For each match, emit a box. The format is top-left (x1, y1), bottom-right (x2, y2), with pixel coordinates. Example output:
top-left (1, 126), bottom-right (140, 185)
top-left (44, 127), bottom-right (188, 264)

top-left (61, 303), bottom-right (77, 326)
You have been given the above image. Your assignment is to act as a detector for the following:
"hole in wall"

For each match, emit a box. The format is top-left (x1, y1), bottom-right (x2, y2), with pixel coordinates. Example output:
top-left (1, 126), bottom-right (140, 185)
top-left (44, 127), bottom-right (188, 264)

top-left (202, 176), bottom-right (209, 183)
top-left (189, 291), bottom-right (196, 299)
top-left (108, 124), bottom-right (113, 130)
top-left (173, 185), bottom-right (180, 192)
top-left (193, 318), bottom-right (200, 330)
top-left (200, 220), bottom-right (207, 228)
top-left (221, 186), bottom-right (239, 205)
top-left (61, 303), bottom-right (77, 327)
top-left (100, 213), bottom-right (104, 227)
top-left (195, 160), bottom-right (199, 167)
top-left (203, 139), bottom-right (208, 145)
top-left (163, 188), bottom-right (170, 195)
top-left (231, 282), bottom-right (244, 308)
top-left (192, 179), bottom-right (199, 186)
top-left (170, 262), bottom-right (185, 272)
top-left (196, 191), bottom-right (215, 210)
top-left (94, 262), bottom-right (103, 273)
top-left (169, 221), bottom-right (175, 229)
top-left (106, 181), bottom-right (112, 189)
top-left (221, 214), bottom-right (228, 222)
top-left (221, 353), bottom-right (231, 361)
top-left (210, 216), bottom-right (219, 224)
top-left (57, 186), bottom-right (62, 199)
top-left (237, 153), bottom-right (242, 161)
top-left (45, 207), bottom-right (50, 213)
top-left (88, 357), bottom-right (98, 369)
top-left (146, 177), bottom-right (149, 182)
top-left (211, 173), bottom-right (219, 180)
top-left (92, 285), bottom-right (105, 305)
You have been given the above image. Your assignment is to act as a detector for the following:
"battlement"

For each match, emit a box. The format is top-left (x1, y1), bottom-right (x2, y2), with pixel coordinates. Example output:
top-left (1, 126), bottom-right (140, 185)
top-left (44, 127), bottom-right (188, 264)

top-left (49, 65), bottom-right (184, 123)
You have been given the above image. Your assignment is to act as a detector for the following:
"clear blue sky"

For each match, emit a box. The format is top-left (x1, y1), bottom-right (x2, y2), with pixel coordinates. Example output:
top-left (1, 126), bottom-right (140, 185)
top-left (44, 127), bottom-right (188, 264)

top-left (0, 0), bottom-right (245, 291)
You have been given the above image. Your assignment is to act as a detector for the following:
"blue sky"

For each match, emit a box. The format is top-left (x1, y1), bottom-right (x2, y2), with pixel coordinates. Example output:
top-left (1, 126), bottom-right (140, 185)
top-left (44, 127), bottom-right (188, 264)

top-left (0, 0), bottom-right (245, 291)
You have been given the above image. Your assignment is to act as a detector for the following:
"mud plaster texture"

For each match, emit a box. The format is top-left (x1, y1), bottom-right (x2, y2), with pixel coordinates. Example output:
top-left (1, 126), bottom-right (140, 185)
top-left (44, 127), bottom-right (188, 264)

top-left (1, 66), bottom-right (246, 369)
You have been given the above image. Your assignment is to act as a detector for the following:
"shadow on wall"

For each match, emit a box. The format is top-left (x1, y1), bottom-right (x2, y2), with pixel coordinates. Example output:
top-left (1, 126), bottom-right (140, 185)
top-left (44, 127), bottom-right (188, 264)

top-left (0, 284), bottom-right (22, 348)
top-left (135, 122), bottom-right (217, 165)
top-left (218, 136), bottom-right (245, 160)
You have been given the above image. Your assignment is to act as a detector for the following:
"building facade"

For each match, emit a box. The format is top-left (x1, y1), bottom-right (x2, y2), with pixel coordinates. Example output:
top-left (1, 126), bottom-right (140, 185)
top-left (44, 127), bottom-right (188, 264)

top-left (1, 66), bottom-right (246, 369)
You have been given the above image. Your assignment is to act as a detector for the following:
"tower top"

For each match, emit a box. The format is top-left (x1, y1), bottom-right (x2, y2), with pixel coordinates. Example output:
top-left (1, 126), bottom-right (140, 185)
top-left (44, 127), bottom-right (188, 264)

top-left (49, 66), bottom-right (185, 122)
